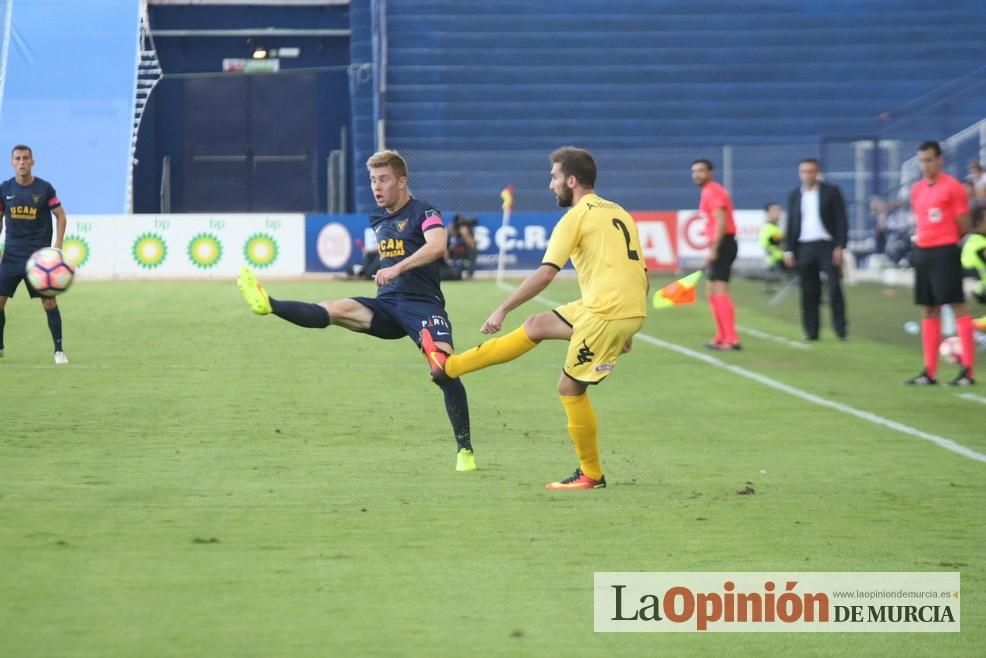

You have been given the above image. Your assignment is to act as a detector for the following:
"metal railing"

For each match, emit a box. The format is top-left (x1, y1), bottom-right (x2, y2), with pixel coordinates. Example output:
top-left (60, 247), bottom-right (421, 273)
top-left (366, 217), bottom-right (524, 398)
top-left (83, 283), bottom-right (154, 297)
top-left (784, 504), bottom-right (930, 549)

top-left (371, 0), bottom-right (387, 150)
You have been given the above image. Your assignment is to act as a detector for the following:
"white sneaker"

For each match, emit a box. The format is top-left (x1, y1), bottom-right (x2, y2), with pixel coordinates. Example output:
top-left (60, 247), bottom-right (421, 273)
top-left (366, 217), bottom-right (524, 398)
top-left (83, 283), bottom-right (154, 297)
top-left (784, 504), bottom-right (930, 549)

top-left (54, 351), bottom-right (69, 365)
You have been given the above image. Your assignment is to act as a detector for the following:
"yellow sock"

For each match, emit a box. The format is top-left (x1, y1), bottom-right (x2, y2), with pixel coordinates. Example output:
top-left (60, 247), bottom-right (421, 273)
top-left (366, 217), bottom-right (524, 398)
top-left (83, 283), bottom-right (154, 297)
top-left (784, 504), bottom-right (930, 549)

top-left (445, 325), bottom-right (537, 378)
top-left (560, 393), bottom-right (602, 480)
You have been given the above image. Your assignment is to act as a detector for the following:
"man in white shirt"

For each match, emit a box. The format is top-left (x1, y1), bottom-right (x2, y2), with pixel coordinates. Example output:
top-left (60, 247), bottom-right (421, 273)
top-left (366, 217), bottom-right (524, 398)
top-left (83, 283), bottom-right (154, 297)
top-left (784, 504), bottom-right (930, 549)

top-left (784, 158), bottom-right (849, 340)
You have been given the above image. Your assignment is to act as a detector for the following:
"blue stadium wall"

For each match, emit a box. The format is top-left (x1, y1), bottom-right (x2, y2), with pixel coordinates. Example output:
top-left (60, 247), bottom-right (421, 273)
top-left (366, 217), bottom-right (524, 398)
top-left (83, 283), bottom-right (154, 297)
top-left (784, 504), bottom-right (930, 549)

top-left (131, 2), bottom-right (353, 213)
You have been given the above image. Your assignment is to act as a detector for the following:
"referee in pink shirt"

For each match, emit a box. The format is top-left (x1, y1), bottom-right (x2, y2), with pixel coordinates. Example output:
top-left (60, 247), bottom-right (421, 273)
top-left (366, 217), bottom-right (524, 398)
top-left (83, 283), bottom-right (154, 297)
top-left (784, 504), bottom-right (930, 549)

top-left (907, 140), bottom-right (975, 386)
top-left (691, 159), bottom-right (740, 350)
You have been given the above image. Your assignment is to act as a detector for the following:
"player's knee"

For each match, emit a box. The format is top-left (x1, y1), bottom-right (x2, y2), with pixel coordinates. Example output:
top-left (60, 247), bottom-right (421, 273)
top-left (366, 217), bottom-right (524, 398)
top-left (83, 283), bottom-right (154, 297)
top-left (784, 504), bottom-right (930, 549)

top-left (324, 299), bottom-right (356, 321)
top-left (42, 298), bottom-right (57, 311)
top-left (557, 374), bottom-right (587, 397)
top-left (523, 314), bottom-right (550, 341)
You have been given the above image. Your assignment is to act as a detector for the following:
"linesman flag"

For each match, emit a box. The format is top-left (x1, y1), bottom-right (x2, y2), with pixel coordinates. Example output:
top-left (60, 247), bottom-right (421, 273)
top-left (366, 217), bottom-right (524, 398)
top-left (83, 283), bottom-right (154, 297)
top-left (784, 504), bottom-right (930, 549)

top-left (500, 185), bottom-right (514, 211)
top-left (652, 271), bottom-right (703, 309)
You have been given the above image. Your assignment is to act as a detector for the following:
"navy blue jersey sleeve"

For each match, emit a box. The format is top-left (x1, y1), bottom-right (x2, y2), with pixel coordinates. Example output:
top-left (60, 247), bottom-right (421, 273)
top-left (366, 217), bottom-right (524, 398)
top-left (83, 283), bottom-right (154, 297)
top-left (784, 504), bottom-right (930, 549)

top-left (420, 208), bottom-right (444, 233)
top-left (46, 182), bottom-right (61, 210)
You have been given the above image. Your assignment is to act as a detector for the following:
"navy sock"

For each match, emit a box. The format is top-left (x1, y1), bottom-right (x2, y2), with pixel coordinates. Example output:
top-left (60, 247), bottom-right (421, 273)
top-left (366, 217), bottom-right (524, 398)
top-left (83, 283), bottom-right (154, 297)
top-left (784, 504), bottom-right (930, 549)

top-left (45, 307), bottom-right (63, 352)
top-left (0, 309), bottom-right (5, 349)
top-left (440, 378), bottom-right (472, 451)
top-left (269, 298), bottom-right (331, 328)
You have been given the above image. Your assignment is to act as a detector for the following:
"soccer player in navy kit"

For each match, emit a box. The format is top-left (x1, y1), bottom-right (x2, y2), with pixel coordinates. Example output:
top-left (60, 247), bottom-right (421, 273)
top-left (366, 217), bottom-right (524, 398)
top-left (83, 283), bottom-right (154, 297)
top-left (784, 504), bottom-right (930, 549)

top-left (238, 150), bottom-right (476, 471)
top-left (0, 145), bottom-right (69, 364)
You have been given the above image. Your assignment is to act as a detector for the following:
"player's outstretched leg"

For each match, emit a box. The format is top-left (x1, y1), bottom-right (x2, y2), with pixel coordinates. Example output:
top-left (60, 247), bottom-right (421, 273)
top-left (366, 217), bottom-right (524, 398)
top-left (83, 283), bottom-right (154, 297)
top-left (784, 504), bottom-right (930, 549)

top-left (420, 324), bottom-right (539, 383)
top-left (0, 303), bottom-right (6, 357)
top-left (237, 267), bottom-right (330, 328)
top-left (42, 298), bottom-right (67, 365)
top-left (237, 267), bottom-right (272, 315)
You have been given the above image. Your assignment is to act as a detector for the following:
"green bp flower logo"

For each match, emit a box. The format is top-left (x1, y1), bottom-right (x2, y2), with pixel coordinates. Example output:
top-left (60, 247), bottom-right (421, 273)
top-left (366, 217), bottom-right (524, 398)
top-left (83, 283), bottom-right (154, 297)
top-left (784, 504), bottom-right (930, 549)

top-left (243, 233), bottom-right (279, 268)
top-left (62, 236), bottom-right (90, 268)
top-left (133, 233), bottom-right (167, 269)
top-left (188, 233), bottom-right (223, 269)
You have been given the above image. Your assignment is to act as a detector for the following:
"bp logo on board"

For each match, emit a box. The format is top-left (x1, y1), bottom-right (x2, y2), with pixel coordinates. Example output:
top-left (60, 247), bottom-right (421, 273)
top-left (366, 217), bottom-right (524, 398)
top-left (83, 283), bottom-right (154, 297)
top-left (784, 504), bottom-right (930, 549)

top-left (62, 236), bottom-right (90, 268)
top-left (133, 233), bottom-right (167, 269)
top-left (188, 233), bottom-right (223, 269)
top-left (244, 233), bottom-right (279, 268)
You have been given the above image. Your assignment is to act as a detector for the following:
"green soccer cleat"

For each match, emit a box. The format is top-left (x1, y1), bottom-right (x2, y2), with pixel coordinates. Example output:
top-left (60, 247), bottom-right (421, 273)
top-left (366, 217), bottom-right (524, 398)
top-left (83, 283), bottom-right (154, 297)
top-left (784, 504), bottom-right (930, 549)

top-left (456, 448), bottom-right (477, 472)
top-left (237, 266), bottom-right (272, 315)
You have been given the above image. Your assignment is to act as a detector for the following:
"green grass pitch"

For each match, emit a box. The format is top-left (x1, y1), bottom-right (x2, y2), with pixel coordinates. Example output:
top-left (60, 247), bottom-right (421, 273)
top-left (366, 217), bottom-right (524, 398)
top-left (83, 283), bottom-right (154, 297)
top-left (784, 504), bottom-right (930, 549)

top-left (0, 275), bottom-right (983, 657)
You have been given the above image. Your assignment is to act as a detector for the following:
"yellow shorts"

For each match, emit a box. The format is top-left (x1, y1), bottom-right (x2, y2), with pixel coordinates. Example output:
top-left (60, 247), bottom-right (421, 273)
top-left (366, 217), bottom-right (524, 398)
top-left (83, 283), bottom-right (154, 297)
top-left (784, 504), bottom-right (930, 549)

top-left (553, 300), bottom-right (644, 384)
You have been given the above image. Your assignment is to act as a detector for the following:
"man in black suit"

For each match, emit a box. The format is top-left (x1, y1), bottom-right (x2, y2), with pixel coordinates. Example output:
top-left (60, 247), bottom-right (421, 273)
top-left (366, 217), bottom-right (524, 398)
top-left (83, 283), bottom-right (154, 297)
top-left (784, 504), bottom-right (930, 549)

top-left (783, 158), bottom-right (849, 340)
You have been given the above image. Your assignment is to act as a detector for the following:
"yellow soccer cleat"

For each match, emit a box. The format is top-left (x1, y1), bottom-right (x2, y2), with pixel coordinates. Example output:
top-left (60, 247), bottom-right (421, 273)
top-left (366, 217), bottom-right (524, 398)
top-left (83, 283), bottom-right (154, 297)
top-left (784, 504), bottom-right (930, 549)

top-left (237, 266), bottom-right (272, 315)
top-left (456, 448), bottom-right (477, 472)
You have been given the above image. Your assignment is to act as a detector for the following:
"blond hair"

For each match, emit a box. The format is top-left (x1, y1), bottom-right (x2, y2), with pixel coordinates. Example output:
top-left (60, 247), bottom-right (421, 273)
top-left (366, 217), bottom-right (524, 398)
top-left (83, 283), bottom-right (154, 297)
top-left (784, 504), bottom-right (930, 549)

top-left (366, 149), bottom-right (408, 178)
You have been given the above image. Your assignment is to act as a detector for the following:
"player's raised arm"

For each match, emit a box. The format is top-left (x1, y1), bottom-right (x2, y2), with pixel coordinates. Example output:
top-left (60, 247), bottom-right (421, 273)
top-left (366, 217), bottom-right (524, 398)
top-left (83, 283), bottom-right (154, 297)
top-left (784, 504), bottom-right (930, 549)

top-left (481, 264), bottom-right (559, 334)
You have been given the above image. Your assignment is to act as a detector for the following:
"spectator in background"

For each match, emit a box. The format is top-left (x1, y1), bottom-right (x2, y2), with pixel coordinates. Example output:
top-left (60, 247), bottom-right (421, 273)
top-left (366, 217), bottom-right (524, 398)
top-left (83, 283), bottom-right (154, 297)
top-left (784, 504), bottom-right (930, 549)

top-left (759, 201), bottom-right (787, 272)
top-left (870, 196), bottom-right (890, 258)
top-left (447, 214), bottom-right (478, 280)
top-left (961, 207), bottom-right (986, 305)
top-left (968, 160), bottom-right (986, 193)
top-left (784, 158), bottom-right (849, 341)
top-left (349, 237), bottom-right (381, 280)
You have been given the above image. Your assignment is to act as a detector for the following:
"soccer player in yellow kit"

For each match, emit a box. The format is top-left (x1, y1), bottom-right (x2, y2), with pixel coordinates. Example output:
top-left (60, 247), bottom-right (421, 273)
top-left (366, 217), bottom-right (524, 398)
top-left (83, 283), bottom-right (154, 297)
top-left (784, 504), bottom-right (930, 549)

top-left (420, 147), bottom-right (648, 490)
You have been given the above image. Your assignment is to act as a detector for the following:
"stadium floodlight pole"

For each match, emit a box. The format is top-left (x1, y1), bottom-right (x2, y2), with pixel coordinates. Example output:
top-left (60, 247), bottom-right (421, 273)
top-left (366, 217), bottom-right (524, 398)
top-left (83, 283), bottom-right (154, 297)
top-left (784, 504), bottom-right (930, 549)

top-left (495, 185), bottom-right (514, 284)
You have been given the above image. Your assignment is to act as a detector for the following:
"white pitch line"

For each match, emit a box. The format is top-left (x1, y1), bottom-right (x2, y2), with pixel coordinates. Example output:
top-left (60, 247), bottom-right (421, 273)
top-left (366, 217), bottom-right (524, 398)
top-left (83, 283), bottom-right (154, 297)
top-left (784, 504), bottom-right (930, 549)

top-left (494, 282), bottom-right (986, 464)
top-left (957, 393), bottom-right (986, 406)
top-left (737, 325), bottom-right (812, 350)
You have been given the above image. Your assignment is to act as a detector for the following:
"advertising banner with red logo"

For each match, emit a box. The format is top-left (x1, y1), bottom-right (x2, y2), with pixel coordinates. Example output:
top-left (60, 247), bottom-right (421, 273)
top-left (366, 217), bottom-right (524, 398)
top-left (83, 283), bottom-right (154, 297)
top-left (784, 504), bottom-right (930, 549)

top-left (630, 211), bottom-right (678, 272)
top-left (677, 209), bottom-right (766, 264)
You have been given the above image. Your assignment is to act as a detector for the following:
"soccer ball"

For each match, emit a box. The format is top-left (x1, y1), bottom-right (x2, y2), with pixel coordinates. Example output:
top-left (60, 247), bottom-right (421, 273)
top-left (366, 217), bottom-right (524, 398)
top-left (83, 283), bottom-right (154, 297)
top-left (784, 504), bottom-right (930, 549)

top-left (939, 336), bottom-right (963, 365)
top-left (25, 247), bottom-right (75, 297)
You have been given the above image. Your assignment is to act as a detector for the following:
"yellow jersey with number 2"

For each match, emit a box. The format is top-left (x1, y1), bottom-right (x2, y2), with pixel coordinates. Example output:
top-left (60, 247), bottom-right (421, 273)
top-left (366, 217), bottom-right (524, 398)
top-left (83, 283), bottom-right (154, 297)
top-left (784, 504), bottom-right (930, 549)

top-left (541, 193), bottom-right (648, 320)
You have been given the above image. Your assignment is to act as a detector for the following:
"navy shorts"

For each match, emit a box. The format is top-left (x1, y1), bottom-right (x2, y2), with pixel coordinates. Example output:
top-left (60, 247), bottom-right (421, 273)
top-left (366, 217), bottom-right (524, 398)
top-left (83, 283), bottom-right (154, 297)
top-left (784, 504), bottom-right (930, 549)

top-left (0, 255), bottom-right (41, 298)
top-left (351, 295), bottom-right (454, 348)
top-left (707, 234), bottom-right (738, 282)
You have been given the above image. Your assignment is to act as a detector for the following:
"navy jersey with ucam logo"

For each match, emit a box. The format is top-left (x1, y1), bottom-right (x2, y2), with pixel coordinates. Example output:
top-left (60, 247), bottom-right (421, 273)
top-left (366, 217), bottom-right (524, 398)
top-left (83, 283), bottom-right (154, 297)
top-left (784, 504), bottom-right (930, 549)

top-left (0, 177), bottom-right (60, 259)
top-left (371, 197), bottom-right (446, 303)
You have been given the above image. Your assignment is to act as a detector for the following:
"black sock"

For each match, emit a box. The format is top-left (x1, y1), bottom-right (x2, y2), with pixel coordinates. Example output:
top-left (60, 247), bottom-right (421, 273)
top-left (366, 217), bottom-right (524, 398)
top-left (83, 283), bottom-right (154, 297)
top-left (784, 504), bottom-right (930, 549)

top-left (45, 307), bottom-right (63, 352)
top-left (439, 378), bottom-right (472, 451)
top-left (269, 298), bottom-right (331, 328)
top-left (0, 309), bottom-right (5, 349)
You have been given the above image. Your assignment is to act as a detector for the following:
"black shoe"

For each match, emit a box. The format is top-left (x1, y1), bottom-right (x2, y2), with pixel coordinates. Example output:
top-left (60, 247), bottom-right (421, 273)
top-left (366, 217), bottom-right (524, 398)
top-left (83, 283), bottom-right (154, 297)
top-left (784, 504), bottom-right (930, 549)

top-left (837, 334), bottom-right (849, 342)
top-left (947, 367), bottom-right (976, 386)
top-left (704, 341), bottom-right (722, 350)
top-left (803, 335), bottom-right (819, 341)
top-left (905, 370), bottom-right (938, 385)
